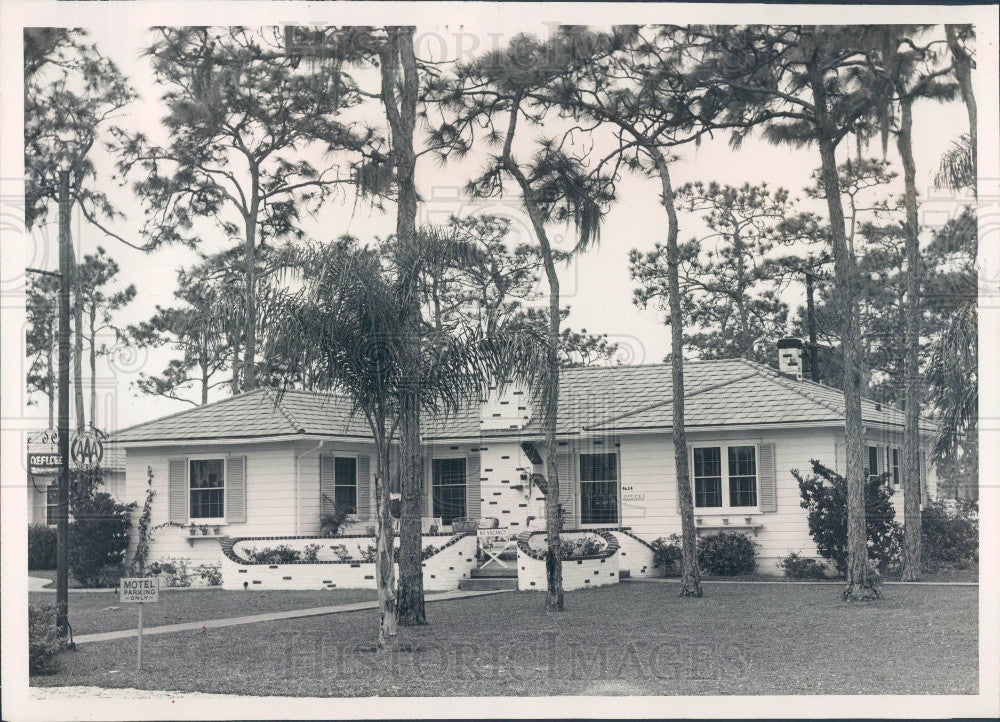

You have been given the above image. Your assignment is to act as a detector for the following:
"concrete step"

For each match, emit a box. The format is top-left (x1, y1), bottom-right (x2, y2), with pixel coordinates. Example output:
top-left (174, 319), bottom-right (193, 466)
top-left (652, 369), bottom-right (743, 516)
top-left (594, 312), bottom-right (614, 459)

top-left (458, 577), bottom-right (518, 591)
top-left (471, 566), bottom-right (517, 579)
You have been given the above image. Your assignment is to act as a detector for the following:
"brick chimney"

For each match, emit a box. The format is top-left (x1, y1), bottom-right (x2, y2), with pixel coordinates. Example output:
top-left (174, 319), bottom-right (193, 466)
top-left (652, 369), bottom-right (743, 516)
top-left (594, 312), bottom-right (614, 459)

top-left (777, 337), bottom-right (804, 381)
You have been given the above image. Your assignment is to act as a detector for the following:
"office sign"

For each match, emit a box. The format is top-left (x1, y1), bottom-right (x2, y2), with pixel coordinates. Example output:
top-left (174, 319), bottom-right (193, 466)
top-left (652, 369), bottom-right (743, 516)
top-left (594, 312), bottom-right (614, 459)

top-left (27, 452), bottom-right (62, 476)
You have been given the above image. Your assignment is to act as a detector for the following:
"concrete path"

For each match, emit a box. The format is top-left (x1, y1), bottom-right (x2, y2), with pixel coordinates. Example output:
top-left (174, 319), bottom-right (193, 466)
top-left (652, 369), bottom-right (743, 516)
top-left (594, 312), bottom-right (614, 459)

top-left (73, 589), bottom-right (510, 645)
top-left (28, 576), bottom-right (53, 592)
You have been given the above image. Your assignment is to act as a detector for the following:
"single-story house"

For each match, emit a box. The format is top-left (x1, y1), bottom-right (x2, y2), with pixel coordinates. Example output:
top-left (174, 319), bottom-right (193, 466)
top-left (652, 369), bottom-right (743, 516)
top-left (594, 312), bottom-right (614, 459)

top-left (113, 343), bottom-right (938, 591)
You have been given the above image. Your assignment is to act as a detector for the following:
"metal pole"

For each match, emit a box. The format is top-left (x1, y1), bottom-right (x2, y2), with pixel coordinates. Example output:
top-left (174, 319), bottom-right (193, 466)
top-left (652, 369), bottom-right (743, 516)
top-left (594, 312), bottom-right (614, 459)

top-left (805, 271), bottom-right (820, 383)
top-left (56, 166), bottom-right (71, 639)
top-left (137, 603), bottom-right (144, 672)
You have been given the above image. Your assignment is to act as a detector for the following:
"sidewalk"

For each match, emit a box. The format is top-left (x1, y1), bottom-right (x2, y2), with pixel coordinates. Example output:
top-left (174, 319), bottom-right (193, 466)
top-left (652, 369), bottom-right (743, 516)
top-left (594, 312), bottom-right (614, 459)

top-left (72, 588), bottom-right (510, 645)
top-left (632, 577), bottom-right (978, 587)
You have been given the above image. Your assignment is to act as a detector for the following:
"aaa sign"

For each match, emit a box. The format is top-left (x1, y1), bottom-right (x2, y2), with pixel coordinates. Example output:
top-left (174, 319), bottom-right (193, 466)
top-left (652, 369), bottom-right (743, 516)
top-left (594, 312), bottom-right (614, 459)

top-left (119, 577), bottom-right (159, 604)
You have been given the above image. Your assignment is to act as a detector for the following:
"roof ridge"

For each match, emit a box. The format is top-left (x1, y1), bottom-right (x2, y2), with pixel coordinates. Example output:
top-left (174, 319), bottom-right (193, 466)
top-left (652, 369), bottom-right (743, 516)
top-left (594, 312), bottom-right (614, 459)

top-left (583, 371), bottom-right (760, 430)
top-left (738, 358), bottom-right (845, 417)
top-left (111, 387), bottom-right (271, 439)
top-left (266, 388), bottom-right (306, 434)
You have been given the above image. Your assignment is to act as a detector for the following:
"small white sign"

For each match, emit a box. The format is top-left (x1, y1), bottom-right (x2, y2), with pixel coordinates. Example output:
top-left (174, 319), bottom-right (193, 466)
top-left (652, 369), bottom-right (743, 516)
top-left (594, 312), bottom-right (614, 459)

top-left (119, 577), bottom-right (159, 604)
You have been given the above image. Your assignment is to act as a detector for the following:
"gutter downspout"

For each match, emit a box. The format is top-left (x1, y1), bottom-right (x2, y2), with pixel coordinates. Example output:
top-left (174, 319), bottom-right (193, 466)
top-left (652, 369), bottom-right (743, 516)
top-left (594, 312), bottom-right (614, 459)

top-left (294, 440), bottom-right (327, 534)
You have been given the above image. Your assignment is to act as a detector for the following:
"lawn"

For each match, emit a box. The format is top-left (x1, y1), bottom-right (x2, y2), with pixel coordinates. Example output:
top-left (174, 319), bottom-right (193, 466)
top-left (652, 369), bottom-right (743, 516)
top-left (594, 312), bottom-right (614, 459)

top-left (28, 588), bottom-right (375, 636)
top-left (32, 581), bottom-right (977, 696)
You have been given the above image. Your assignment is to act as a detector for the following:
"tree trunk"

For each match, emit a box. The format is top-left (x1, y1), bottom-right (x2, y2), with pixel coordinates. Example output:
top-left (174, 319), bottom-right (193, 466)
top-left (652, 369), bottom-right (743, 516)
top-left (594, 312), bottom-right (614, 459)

top-left (200, 357), bottom-right (210, 405)
top-left (945, 25), bottom-right (977, 186)
top-left (652, 148), bottom-right (701, 598)
top-left (542, 263), bottom-right (564, 611)
top-left (816, 135), bottom-right (878, 601)
top-left (373, 428), bottom-right (398, 650)
top-left (231, 343), bottom-right (241, 395)
top-left (381, 26), bottom-right (427, 626)
top-left (242, 208), bottom-right (258, 392)
top-left (88, 309), bottom-right (97, 429)
top-left (897, 96), bottom-right (922, 582)
top-left (397, 396), bottom-right (426, 625)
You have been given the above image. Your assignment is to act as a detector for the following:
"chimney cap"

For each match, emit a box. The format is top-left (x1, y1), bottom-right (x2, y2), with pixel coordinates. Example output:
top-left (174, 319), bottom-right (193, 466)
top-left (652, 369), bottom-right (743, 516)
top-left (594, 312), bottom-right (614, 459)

top-left (777, 337), bottom-right (804, 350)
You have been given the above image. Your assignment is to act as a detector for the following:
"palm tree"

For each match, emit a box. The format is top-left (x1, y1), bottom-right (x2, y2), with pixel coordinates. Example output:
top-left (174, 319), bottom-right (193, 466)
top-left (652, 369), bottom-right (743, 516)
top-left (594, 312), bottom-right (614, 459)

top-left (263, 235), bottom-right (543, 650)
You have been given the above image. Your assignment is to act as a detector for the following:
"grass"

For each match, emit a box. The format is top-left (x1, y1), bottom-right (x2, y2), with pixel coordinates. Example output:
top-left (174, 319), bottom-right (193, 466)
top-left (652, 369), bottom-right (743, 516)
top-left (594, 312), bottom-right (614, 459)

top-left (28, 589), bottom-right (376, 636)
top-left (32, 581), bottom-right (976, 696)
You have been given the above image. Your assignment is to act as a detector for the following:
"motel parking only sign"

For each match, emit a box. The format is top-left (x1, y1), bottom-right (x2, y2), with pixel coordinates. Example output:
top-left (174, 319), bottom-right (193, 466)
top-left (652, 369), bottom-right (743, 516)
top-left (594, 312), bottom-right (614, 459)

top-left (119, 577), bottom-right (159, 603)
top-left (119, 577), bottom-right (159, 671)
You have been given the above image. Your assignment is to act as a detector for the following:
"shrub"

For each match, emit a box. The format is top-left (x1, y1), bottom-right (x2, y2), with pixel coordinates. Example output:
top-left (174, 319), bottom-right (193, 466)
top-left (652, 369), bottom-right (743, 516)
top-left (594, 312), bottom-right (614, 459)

top-left (697, 532), bottom-right (756, 576)
top-left (779, 552), bottom-right (828, 579)
top-left (68, 492), bottom-right (134, 588)
top-left (794, 460), bottom-right (899, 576)
top-left (28, 604), bottom-right (62, 675)
top-left (302, 543), bottom-right (321, 563)
top-left (558, 536), bottom-right (605, 559)
top-left (194, 562), bottom-right (222, 586)
top-left (247, 544), bottom-right (301, 564)
top-left (148, 557), bottom-right (192, 587)
top-left (921, 500), bottom-right (978, 571)
top-left (28, 524), bottom-right (57, 570)
top-left (650, 535), bottom-right (682, 577)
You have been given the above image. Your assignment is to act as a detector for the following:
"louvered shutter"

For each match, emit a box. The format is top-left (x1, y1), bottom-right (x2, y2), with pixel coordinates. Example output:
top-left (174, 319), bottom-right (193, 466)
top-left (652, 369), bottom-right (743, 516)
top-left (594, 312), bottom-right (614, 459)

top-left (168, 458), bottom-right (187, 523)
top-left (226, 455), bottom-right (247, 523)
top-left (466, 447), bottom-right (481, 520)
top-left (835, 440), bottom-right (846, 476)
top-left (356, 455), bottom-right (372, 520)
top-left (553, 447), bottom-right (576, 529)
top-left (758, 443), bottom-right (777, 512)
top-left (918, 449), bottom-right (926, 502)
top-left (876, 446), bottom-right (886, 481)
top-left (320, 454), bottom-right (335, 517)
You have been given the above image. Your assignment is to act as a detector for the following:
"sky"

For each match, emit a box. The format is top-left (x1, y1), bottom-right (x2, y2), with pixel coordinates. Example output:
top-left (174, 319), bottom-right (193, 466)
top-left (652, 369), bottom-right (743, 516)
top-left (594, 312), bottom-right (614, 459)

top-left (23, 22), bottom-right (971, 433)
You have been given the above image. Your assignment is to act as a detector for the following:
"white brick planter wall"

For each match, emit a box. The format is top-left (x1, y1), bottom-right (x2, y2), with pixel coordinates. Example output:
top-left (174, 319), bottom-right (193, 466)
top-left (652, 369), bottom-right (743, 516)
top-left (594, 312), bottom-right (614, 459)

top-left (219, 533), bottom-right (477, 591)
top-left (515, 530), bottom-right (620, 591)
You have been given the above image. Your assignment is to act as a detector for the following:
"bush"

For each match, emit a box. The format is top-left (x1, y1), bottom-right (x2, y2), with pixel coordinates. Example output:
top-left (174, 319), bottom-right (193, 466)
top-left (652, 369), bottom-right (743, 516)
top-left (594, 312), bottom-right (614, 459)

top-left (697, 532), bottom-right (756, 575)
top-left (29, 604), bottom-right (62, 675)
top-left (921, 500), bottom-right (978, 571)
top-left (246, 544), bottom-right (301, 564)
top-left (194, 562), bottom-right (222, 586)
top-left (650, 535), bottom-right (682, 577)
top-left (794, 460), bottom-right (899, 576)
top-left (148, 557), bottom-right (193, 587)
top-left (68, 492), bottom-right (133, 588)
top-left (558, 536), bottom-right (605, 559)
top-left (28, 524), bottom-right (57, 570)
top-left (319, 502), bottom-right (354, 536)
top-left (779, 552), bottom-right (828, 579)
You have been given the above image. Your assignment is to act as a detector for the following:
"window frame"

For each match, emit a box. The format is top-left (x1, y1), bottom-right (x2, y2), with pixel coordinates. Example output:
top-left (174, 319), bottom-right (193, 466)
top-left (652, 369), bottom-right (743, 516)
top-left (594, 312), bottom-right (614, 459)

top-left (431, 456), bottom-right (468, 527)
top-left (578, 450), bottom-right (621, 527)
top-left (689, 442), bottom-right (761, 513)
top-left (45, 484), bottom-right (59, 526)
top-left (332, 454), bottom-right (359, 515)
top-left (188, 455), bottom-right (226, 523)
top-left (889, 446), bottom-right (901, 486)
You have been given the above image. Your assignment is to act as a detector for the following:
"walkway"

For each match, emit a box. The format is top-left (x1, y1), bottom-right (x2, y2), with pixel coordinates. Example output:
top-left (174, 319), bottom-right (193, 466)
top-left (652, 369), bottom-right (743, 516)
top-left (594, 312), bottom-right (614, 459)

top-left (632, 578), bottom-right (978, 587)
top-left (72, 588), bottom-right (510, 645)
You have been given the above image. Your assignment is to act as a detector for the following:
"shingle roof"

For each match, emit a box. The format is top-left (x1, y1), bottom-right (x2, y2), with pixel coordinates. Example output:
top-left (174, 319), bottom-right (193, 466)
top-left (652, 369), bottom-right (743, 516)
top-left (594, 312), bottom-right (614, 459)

top-left (112, 358), bottom-right (934, 444)
top-left (113, 388), bottom-right (372, 443)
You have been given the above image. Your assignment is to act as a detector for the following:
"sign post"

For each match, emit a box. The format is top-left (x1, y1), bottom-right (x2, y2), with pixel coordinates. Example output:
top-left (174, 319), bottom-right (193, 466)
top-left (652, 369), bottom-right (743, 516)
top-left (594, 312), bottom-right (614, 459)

top-left (119, 577), bottom-right (159, 671)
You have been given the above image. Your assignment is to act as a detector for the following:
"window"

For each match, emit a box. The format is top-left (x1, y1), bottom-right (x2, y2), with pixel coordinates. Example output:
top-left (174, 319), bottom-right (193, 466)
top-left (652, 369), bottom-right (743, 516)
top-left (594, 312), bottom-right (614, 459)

top-left (728, 446), bottom-right (758, 507)
top-left (579, 452), bottom-right (619, 525)
top-left (890, 447), bottom-right (900, 486)
top-left (432, 458), bottom-right (466, 526)
top-left (190, 459), bottom-right (225, 519)
top-left (334, 457), bottom-right (358, 514)
top-left (867, 446), bottom-right (880, 482)
top-left (45, 485), bottom-right (59, 526)
top-left (692, 445), bottom-right (759, 510)
top-left (693, 447), bottom-right (723, 508)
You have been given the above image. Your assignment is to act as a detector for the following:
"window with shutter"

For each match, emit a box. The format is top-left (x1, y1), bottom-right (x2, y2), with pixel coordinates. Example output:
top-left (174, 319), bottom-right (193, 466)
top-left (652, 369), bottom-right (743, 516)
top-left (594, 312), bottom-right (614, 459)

top-left (432, 457), bottom-right (466, 526)
top-left (691, 444), bottom-right (765, 512)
